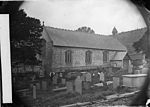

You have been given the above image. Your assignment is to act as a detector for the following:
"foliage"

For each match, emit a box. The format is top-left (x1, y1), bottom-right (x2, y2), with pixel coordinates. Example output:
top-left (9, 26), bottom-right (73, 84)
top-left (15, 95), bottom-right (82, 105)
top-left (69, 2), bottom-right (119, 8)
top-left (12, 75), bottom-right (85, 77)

top-left (76, 26), bottom-right (95, 34)
top-left (10, 9), bottom-right (43, 65)
top-left (2, 1), bottom-right (43, 66)
top-left (133, 30), bottom-right (150, 58)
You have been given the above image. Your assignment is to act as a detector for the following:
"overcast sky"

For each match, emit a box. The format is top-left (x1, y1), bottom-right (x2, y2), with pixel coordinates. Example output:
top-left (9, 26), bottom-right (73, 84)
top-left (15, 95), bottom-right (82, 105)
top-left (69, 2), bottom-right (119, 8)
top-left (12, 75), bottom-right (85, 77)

top-left (21, 0), bottom-right (146, 35)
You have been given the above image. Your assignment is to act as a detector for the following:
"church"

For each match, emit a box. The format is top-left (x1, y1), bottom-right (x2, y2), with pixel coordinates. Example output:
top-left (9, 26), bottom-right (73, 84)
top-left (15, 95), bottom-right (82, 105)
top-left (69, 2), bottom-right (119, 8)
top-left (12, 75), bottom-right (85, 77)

top-left (41, 26), bottom-right (131, 74)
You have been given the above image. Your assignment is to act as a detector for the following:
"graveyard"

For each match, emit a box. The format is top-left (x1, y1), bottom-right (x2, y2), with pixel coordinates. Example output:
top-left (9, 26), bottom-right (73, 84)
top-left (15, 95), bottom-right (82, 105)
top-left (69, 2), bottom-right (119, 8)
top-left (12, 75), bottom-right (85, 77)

top-left (12, 66), bottom-right (148, 107)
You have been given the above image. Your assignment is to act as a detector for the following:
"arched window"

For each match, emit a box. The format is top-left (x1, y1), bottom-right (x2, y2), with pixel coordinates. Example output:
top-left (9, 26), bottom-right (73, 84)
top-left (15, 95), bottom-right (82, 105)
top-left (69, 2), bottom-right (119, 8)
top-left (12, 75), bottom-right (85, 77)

top-left (65, 50), bottom-right (72, 65)
top-left (85, 50), bottom-right (92, 64)
top-left (103, 51), bottom-right (109, 63)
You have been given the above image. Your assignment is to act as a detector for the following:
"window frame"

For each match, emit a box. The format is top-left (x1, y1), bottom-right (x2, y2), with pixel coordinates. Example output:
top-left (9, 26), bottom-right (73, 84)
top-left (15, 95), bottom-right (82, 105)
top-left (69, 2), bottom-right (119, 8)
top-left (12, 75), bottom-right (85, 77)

top-left (103, 50), bottom-right (109, 63)
top-left (65, 50), bottom-right (72, 65)
top-left (85, 50), bottom-right (92, 64)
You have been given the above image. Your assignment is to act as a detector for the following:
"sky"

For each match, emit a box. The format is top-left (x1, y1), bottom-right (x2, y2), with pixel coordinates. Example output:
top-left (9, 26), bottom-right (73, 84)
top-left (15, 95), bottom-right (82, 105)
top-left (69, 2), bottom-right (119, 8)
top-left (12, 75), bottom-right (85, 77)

top-left (21, 0), bottom-right (146, 35)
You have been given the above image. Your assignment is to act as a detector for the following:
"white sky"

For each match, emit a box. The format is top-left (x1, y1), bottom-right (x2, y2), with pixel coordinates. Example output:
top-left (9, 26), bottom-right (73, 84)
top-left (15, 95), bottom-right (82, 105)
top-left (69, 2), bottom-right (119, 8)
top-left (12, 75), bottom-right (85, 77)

top-left (21, 0), bottom-right (146, 35)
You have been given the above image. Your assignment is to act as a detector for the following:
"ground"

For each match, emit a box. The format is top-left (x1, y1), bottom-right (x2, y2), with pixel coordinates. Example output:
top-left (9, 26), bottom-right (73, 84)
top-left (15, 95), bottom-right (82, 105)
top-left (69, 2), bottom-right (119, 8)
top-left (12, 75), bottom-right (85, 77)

top-left (18, 85), bottom-right (136, 107)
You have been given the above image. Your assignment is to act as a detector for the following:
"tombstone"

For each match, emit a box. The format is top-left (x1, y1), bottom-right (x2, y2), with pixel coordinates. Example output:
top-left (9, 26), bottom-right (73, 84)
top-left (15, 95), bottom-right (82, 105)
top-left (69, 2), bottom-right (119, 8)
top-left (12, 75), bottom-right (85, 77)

top-left (42, 80), bottom-right (47, 90)
top-left (36, 82), bottom-right (40, 90)
top-left (62, 78), bottom-right (66, 85)
top-left (66, 81), bottom-right (73, 93)
top-left (53, 74), bottom-right (58, 85)
top-left (81, 72), bottom-right (86, 81)
top-left (33, 85), bottom-right (36, 99)
top-left (128, 63), bottom-right (133, 73)
top-left (60, 73), bottom-right (63, 77)
top-left (113, 77), bottom-right (120, 89)
top-left (86, 73), bottom-right (92, 82)
top-left (100, 72), bottom-right (105, 82)
top-left (74, 76), bottom-right (82, 94)
top-left (92, 72), bottom-right (99, 84)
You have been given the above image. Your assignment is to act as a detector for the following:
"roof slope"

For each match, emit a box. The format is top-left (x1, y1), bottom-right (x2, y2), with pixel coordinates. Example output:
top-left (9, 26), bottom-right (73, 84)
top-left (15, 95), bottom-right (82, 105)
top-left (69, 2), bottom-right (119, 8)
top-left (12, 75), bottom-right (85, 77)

top-left (43, 26), bottom-right (126, 51)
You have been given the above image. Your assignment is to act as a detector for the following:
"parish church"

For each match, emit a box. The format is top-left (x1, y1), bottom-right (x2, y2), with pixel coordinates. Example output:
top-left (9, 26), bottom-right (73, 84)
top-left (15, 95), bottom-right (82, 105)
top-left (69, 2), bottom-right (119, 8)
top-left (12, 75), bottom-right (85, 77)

top-left (41, 26), bottom-right (132, 75)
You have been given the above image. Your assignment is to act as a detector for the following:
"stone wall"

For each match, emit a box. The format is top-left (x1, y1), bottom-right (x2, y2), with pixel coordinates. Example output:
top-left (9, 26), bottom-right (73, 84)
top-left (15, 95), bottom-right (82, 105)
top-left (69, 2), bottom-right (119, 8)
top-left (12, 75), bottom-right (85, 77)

top-left (52, 47), bottom-right (103, 68)
top-left (51, 47), bottom-right (126, 71)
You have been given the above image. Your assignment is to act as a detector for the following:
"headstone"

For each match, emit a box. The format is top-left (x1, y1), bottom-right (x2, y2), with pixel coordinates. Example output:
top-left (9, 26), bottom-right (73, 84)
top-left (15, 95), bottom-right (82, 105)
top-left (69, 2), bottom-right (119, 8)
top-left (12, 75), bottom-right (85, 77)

top-left (128, 62), bottom-right (133, 73)
top-left (66, 81), bottom-right (73, 93)
top-left (62, 78), bottom-right (66, 85)
top-left (42, 81), bottom-right (47, 90)
top-left (81, 73), bottom-right (86, 81)
top-left (36, 82), bottom-right (40, 90)
top-left (39, 68), bottom-right (44, 77)
top-left (92, 74), bottom-right (99, 84)
top-left (53, 74), bottom-right (58, 85)
top-left (31, 75), bottom-right (36, 81)
top-left (100, 72), bottom-right (105, 82)
top-left (113, 77), bottom-right (120, 89)
top-left (74, 76), bottom-right (82, 94)
top-left (86, 73), bottom-right (92, 82)
top-left (33, 85), bottom-right (36, 99)
top-left (60, 73), bottom-right (63, 77)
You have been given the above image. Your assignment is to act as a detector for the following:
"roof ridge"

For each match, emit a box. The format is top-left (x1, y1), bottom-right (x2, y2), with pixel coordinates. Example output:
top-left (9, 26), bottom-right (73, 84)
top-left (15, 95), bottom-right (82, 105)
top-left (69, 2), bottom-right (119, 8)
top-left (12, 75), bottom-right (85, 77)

top-left (44, 26), bottom-right (109, 36)
top-left (118, 27), bottom-right (147, 35)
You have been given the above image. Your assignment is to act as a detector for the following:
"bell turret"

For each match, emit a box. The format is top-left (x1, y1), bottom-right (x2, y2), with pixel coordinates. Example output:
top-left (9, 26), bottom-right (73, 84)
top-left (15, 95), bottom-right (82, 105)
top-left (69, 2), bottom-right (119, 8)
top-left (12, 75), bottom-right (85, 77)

top-left (112, 27), bottom-right (118, 36)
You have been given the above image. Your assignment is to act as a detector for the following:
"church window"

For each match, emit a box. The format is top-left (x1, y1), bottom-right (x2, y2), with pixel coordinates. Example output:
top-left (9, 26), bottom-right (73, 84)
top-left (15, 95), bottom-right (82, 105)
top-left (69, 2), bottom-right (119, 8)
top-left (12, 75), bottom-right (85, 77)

top-left (85, 50), bottom-right (92, 64)
top-left (65, 50), bottom-right (72, 65)
top-left (103, 51), bottom-right (109, 63)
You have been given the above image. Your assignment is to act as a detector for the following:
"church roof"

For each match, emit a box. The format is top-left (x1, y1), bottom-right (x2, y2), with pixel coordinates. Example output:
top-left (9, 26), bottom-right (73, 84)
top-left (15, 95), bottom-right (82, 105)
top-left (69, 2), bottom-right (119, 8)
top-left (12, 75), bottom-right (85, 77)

top-left (110, 52), bottom-right (127, 61)
top-left (42, 26), bottom-right (127, 51)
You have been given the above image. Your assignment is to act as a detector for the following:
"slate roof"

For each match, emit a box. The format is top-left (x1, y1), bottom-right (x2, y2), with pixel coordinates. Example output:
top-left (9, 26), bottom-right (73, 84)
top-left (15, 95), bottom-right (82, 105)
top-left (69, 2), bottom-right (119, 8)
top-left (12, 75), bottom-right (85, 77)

top-left (110, 52), bottom-right (127, 61)
top-left (43, 26), bottom-right (126, 51)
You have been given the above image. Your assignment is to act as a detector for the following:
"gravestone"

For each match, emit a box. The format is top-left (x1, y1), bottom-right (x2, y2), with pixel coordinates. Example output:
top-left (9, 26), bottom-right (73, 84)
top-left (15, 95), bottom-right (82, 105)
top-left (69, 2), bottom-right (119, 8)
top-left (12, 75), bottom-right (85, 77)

top-left (53, 74), bottom-right (58, 85)
top-left (84, 73), bottom-right (91, 89)
top-left (62, 78), bottom-right (66, 85)
top-left (36, 82), bottom-right (40, 90)
top-left (42, 80), bottom-right (47, 90)
top-left (86, 73), bottom-right (92, 82)
top-left (113, 77), bottom-right (120, 89)
top-left (66, 81), bottom-right (73, 93)
top-left (92, 73), bottom-right (99, 84)
top-left (33, 85), bottom-right (36, 99)
top-left (74, 76), bottom-right (82, 94)
top-left (81, 72), bottom-right (86, 81)
top-left (59, 73), bottom-right (63, 77)
top-left (100, 72), bottom-right (105, 82)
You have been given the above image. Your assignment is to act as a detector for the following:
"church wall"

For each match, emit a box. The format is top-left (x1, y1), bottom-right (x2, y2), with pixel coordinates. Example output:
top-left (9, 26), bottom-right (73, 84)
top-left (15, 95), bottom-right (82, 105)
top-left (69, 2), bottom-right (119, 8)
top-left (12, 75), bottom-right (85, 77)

top-left (51, 46), bottom-right (126, 72)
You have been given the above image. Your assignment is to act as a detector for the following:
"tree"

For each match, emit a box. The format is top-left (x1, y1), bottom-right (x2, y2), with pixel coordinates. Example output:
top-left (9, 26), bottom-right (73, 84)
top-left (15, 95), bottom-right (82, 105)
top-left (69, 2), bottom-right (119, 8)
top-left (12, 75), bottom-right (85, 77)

top-left (2, 2), bottom-right (43, 67)
top-left (76, 26), bottom-right (95, 34)
top-left (130, 0), bottom-right (150, 106)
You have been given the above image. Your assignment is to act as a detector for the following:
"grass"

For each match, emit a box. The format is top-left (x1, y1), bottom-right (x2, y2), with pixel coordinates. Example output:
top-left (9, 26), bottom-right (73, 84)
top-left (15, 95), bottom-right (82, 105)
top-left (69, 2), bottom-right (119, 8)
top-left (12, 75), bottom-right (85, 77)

top-left (34, 86), bottom-right (116, 107)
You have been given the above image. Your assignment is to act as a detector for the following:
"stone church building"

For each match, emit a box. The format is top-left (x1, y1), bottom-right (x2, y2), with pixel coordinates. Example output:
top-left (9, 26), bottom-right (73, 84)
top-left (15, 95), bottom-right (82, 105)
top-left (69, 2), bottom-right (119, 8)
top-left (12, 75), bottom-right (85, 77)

top-left (41, 26), bottom-right (130, 74)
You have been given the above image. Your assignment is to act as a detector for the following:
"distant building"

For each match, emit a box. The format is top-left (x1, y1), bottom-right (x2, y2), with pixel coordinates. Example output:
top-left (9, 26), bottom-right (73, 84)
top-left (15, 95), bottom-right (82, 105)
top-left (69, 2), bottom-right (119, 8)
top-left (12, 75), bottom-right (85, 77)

top-left (41, 26), bottom-right (129, 74)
